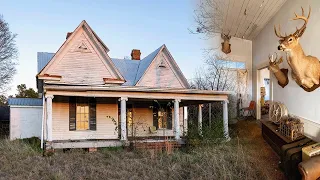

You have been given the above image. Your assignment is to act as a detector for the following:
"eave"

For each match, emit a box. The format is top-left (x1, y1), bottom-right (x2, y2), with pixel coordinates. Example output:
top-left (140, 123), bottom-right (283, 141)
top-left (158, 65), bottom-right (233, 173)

top-left (38, 74), bottom-right (62, 81)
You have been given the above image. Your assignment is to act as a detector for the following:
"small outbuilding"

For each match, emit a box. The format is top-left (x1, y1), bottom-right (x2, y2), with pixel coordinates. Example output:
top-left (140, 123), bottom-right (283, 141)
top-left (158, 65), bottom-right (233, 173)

top-left (8, 98), bottom-right (43, 140)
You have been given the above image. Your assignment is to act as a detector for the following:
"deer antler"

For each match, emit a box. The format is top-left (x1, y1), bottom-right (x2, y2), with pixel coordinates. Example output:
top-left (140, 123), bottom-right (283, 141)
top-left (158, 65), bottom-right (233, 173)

top-left (293, 6), bottom-right (311, 37)
top-left (269, 52), bottom-right (277, 63)
top-left (269, 52), bottom-right (283, 65)
top-left (274, 24), bottom-right (285, 39)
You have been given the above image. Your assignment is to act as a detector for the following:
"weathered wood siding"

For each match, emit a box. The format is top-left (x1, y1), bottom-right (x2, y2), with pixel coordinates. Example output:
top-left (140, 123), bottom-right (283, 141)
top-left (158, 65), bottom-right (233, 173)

top-left (45, 28), bottom-right (116, 85)
top-left (136, 51), bottom-right (185, 88)
top-left (128, 107), bottom-right (184, 137)
top-left (52, 102), bottom-right (118, 140)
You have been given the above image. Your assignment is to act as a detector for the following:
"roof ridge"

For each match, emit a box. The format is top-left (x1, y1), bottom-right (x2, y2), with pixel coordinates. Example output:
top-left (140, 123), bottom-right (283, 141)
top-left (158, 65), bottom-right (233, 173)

top-left (133, 45), bottom-right (164, 84)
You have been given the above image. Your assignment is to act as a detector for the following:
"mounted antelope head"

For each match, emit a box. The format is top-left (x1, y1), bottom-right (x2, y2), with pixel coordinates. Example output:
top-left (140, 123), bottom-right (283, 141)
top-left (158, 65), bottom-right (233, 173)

top-left (221, 33), bottom-right (231, 54)
top-left (274, 6), bottom-right (320, 91)
top-left (268, 52), bottom-right (288, 88)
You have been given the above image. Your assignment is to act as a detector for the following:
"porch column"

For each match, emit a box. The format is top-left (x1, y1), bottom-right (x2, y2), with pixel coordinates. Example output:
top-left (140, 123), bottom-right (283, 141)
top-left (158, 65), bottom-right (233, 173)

top-left (174, 99), bottom-right (180, 140)
top-left (45, 95), bottom-right (54, 141)
top-left (120, 97), bottom-right (128, 141)
top-left (223, 100), bottom-right (230, 141)
top-left (198, 104), bottom-right (203, 135)
top-left (183, 106), bottom-right (188, 135)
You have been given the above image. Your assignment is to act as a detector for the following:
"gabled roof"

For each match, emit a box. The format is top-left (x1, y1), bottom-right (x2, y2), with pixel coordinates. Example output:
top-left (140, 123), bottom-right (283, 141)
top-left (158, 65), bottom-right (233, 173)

top-left (111, 58), bottom-right (140, 86)
top-left (37, 52), bottom-right (54, 73)
top-left (37, 44), bottom-right (189, 88)
top-left (135, 44), bottom-right (190, 88)
top-left (8, 98), bottom-right (43, 106)
top-left (134, 45), bottom-right (163, 84)
top-left (37, 20), bottom-right (124, 81)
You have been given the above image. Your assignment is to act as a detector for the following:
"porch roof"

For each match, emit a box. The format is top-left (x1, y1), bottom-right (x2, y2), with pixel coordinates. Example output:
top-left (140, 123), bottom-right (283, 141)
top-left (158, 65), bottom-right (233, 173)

top-left (44, 85), bottom-right (231, 102)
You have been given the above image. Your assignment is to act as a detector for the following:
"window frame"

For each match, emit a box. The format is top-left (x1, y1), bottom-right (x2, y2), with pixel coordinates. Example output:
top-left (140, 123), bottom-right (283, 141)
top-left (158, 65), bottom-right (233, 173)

top-left (216, 59), bottom-right (246, 70)
top-left (69, 97), bottom-right (96, 131)
top-left (76, 102), bottom-right (90, 131)
top-left (156, 106), bottom-right (173, 130)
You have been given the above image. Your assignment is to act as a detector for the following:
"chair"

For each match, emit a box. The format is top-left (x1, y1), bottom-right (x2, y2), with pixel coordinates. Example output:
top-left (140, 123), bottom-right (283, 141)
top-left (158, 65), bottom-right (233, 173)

top-left (149, 126), bottom-right (157, 134)
top-left (240, 101), bottom-right (256, 118)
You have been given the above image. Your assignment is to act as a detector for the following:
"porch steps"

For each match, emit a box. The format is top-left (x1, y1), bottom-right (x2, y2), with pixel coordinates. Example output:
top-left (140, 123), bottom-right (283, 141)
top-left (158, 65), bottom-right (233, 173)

top-left (131, 140), bottom-right (182, 154)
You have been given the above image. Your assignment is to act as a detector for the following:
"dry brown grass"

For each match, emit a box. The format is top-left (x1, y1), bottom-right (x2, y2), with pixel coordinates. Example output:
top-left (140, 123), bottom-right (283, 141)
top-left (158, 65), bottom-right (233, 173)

top-left (0, 120), bottom-right (284, 180)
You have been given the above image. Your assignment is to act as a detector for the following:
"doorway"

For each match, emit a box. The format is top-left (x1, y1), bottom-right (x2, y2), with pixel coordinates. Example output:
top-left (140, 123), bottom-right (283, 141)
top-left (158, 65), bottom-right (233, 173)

top-left (256, 67), bottom-right (273, 120)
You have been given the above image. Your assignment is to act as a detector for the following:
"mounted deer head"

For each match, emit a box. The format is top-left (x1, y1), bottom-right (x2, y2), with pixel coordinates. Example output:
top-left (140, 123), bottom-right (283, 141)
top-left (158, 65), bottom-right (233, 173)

top-left (221, 33), bottom-right (231, 54)
top-left (275, 6), bottom-right (310, 52)
top-left (274, 6), bottom-right (320, 91)
top-left (268, 52), bottom-right (289, 88)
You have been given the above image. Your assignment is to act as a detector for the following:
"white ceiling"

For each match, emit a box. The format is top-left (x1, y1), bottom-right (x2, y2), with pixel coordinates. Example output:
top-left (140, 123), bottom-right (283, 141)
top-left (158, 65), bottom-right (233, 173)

top-left (220, 0), bottom-right (287, 40)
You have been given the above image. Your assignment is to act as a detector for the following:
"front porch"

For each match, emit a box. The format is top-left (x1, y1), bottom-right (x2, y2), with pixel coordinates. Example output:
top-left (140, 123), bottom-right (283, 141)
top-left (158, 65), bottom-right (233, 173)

top-left (42, 85), bottom-right (231, 150)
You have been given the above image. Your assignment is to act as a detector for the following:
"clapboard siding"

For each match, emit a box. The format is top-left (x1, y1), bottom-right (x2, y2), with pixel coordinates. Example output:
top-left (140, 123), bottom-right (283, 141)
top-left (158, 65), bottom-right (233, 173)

top-left (128, 107), bottom-right (184, 137)
top-left (46, 28), bottom-right (115, 85)
top-left (52, 102), bottom-right (118, 140)
top-left (136, 51), bottom-right (184, 88)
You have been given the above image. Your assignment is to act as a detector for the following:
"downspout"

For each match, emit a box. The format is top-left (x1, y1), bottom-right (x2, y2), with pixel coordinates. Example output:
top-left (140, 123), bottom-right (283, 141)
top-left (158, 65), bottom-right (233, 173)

top-left (41, 95), bottom-right (45, 149)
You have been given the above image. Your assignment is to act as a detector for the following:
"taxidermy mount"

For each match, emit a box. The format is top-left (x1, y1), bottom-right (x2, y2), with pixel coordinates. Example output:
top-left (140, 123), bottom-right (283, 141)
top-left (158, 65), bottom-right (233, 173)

top-left (274, 6), bottom-right (320, 92)
top-left (221, 33), bottom-right (231, 54)
top-left (268, 52), bottom-right (289, 88)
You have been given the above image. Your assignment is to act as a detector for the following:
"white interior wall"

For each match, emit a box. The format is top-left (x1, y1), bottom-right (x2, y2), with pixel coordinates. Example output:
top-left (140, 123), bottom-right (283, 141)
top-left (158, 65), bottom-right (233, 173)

top-left (211, 34), bottom-right (253, 106)
top-left (253, 0), bottom-right (320, 141)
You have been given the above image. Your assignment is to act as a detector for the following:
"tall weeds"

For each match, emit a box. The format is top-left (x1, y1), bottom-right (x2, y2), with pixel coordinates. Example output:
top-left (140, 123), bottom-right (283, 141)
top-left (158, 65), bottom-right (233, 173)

top-left (0, 121), bottom-right (283, 180)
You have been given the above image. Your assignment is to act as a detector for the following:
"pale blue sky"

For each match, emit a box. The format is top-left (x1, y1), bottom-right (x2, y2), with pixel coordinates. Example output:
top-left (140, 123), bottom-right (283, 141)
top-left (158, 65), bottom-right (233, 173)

top-left (2, 0), bottom-right (207, 95)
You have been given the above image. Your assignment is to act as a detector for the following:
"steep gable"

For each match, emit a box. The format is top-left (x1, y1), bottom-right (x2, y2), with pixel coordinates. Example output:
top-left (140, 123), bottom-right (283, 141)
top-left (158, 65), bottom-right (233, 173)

top-left (134, 46), bottom-right (162, 84)
top-left (135, 45), bottom-right (189, 88)
top-left (38, 21), bottom-right (124, 85)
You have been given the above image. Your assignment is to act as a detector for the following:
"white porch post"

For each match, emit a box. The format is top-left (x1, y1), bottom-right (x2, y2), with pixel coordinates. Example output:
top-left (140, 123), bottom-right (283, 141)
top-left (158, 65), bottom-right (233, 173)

top-left (183, 106), bottom-right (188, 135)
top-left (174, 99), bottom-right (180, 140)
top-left (45, 95), bottom-right (54, 141)
top-left (223, 100), bottom-right (230, 141)
top-left (198, 104), bottom-right (203, 135)
top-left (120, 97), bottom-right (128, 141)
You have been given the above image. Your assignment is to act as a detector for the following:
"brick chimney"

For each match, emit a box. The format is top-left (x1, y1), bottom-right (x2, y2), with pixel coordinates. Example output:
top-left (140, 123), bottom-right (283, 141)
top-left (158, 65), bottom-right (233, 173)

top-left (66, 32), bottom-right (73, 39)
top-left (131, 49), bottom-right (141, 60)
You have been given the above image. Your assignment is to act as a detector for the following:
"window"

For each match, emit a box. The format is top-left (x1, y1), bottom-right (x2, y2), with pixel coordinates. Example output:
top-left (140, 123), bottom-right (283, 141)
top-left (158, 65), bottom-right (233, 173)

top-left (153, 106), bottom-right (172, 129)
top-left (76, 103), bottom-right (89, 130)
top-left (69, 97), bottom-right (96, 131)
top-left (216, 60), bottom-right (246, 69)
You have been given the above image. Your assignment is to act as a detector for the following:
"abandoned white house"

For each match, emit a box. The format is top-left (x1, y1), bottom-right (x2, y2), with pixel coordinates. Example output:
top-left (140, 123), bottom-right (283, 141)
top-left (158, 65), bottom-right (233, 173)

top-left (8, 20), bottom-right (230, 149)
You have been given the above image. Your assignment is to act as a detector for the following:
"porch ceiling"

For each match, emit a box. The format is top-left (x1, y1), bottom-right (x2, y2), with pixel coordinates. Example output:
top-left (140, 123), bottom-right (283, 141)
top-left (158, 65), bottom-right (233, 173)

top-left (44, 85), bottom-right (230, 102)
top-left (217, 0), bottom-right (287, 40)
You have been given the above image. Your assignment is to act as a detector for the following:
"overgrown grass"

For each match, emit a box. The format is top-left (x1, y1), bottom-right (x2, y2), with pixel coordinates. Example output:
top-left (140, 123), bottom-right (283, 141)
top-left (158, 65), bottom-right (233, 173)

top-left (0, 120), bottom-right (284, 180)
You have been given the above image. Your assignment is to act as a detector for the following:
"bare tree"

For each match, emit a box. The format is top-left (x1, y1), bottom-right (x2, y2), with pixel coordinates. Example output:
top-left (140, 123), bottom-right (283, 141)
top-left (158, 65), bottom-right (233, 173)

top-left (190, 54), bottom-right (237, 91)
top-left (0, 15), bottom-right (18, 93)
top-left (192, 0), bottom-right (226, 37)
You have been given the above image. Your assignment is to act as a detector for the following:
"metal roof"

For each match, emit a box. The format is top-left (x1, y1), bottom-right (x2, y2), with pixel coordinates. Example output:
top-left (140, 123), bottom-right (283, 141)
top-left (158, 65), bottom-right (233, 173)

top-left (8, 98), bottom-right (43, 106)
top-left (37, 52), bottom-right (55, 73)
top-left (37, 45), bottom-right (163, 86)
top-left (134, 45), bottom-right (163, 84)
top-left (111, 58), bottom-right (140, 86)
